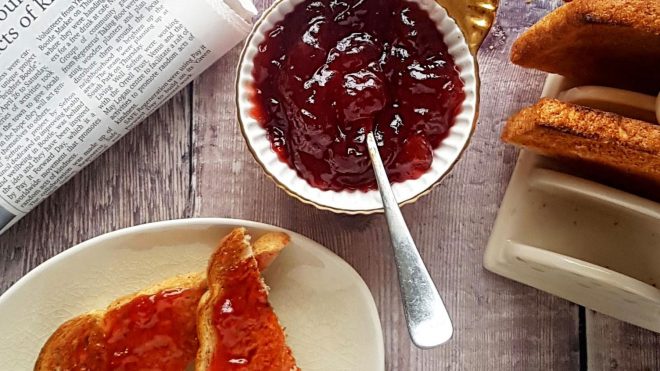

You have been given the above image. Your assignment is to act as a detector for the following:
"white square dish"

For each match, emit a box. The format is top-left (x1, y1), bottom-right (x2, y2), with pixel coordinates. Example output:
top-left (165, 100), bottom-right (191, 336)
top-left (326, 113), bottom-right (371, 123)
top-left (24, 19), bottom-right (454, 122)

top-left (484, 75), bottom-right (660, 333)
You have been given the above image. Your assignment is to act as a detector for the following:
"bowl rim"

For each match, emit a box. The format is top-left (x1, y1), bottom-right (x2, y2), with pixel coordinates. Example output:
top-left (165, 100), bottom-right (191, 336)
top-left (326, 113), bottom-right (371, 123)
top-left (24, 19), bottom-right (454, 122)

top-left (235, 0), bottom-right (481, 214)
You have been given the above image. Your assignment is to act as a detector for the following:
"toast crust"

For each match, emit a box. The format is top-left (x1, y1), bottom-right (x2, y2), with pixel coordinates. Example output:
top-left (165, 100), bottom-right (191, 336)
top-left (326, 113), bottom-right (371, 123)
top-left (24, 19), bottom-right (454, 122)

top-left (34, 313), bottom-right (106, 371)
top-left (196, 228), bottom-right (298, 371)
top-left (36, 231), bottom-right (290, 371)
top-left (502, 98), bottom-right (660, 181)
top-left (510, 0), bottom-right (660, 93)
top-left (253, 232), bottom-right (290, 271)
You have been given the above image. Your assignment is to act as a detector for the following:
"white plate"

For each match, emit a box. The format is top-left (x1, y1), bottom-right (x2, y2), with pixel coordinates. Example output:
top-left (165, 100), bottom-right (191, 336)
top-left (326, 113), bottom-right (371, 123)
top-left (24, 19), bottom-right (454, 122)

top-left (0, 219), bottom-right (384, 370)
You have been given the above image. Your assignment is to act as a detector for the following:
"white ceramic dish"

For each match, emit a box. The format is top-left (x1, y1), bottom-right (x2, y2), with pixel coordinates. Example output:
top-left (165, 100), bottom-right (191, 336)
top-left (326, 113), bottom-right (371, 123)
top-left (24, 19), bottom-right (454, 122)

top-left (556, 85), bottom-right (658, 124)
top-left (236, 0), bottom-right (478, 214)
top-left (0, 219), bottom-right (384, 370)
top-left (485, 75), bottom-right (660, 333)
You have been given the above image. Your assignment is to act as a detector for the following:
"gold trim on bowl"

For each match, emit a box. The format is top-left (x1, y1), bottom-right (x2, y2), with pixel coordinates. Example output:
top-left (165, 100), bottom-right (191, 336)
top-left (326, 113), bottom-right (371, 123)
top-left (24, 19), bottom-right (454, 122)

top-left (438, 0), bottom-right (499, 54)
top-left (236, 0), bottom-right (498, 215)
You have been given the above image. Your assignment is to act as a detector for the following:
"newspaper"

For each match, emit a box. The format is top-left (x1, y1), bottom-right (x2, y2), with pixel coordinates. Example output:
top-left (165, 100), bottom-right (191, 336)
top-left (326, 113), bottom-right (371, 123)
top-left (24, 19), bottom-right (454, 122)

top-left (0, 0), bottom-right (257, 234)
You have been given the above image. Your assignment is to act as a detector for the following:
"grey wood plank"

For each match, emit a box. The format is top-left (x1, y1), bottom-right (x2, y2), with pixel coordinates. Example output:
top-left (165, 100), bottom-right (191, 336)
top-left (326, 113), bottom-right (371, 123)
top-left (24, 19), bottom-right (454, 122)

top-left (192, 1), bottom-right (580, 369)
top-left (587, 311), bottom-right (660, 371)
top-left (0, 88), bottom-right (192, 294)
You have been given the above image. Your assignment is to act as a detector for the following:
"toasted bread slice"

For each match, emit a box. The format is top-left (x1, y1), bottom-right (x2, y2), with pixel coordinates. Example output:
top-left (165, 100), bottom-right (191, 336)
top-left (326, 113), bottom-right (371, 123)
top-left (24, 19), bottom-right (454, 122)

top-left (36, 231), bottom-right (289, 371)
top-left (502, 98), bottom-right (660, 182)
top-left (510, 0), bottom-right (660, 93)
top-left (253, 231), bottom-right (290, 271)
top-left (34, 313), bottom-right (107, 370)
top-left (35, 272), bottom-right (207, 371)
top-left (196, 228), bottom-right (298, 371)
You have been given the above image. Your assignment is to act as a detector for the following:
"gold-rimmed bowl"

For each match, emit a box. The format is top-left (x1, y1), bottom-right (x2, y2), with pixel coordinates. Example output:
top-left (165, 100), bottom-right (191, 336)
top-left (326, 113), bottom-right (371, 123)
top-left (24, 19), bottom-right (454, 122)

top-left (236, 0), bottom-right (491, 214)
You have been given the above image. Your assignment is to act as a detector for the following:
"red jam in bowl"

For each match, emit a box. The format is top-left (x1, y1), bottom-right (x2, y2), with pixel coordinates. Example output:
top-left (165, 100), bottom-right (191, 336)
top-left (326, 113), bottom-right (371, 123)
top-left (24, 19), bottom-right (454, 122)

top-left (251, 0), bottom-right (465, 191)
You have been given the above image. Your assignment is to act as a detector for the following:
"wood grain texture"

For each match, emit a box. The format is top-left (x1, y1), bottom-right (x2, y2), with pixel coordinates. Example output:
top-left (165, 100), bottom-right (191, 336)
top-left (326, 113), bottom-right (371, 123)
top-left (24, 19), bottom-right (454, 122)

top-left (1, 0), bottom-right (658, 370)
top-left (192, 0), bottom-right (581, 369)
top-left (587, 311), bottom-right (660, 370)
top-left (0, 88), bottom-right (191, 293)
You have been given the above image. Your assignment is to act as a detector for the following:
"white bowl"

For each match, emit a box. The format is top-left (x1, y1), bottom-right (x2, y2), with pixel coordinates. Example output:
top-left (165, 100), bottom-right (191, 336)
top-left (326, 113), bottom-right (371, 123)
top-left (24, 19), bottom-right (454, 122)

top-left (236, 0), bottom-right (478, 214)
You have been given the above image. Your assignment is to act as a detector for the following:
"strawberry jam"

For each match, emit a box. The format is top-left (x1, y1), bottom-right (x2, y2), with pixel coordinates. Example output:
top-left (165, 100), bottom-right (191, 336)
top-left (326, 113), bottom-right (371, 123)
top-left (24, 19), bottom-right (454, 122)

top-left (210, 258), bottom-right (291, 370)
top-left (103, 287), bottom-right (204, 370)
top-left (252, 0), bottom-right (465, 190)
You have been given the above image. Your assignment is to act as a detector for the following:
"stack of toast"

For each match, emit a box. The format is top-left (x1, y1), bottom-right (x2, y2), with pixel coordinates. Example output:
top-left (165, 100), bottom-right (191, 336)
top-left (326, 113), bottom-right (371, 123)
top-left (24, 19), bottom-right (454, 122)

top-left (502, 0), bottom-right (660, 193)
top-left (35, 228), bottom-right (300, 371)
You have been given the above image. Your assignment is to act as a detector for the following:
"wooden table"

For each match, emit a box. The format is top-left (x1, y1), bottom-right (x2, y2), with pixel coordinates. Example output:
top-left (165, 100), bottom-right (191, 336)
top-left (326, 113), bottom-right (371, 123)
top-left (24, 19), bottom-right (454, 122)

top-left (1, 0), bottom-right (658, 369)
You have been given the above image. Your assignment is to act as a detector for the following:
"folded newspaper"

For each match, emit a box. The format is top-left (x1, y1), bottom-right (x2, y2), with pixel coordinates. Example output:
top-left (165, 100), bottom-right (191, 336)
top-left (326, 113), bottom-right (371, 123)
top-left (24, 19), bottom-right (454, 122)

top-left (0, 0), bottom-right (257, 234)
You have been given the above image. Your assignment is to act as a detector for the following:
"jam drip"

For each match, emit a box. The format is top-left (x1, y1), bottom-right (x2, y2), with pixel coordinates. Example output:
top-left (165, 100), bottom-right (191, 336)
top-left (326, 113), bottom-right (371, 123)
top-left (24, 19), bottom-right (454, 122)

top-left (252, 0), bottom-right (465, 190)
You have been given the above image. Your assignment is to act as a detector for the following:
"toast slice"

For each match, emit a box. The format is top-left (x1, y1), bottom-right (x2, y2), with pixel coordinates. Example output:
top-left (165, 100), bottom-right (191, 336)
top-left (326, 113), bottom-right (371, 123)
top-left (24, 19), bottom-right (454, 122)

top-left (34, 313), bottom-right (107, 370)
top-left (196, 228), bottom-right (299, 371)
top-left (502, 98), bottom-right (660, 182)
top-left (35, 231), bottom-right (290, 371)
top-left (34, 272), bottom-right (206, 371)
top-left (510, 0), bottom-right (660, 93)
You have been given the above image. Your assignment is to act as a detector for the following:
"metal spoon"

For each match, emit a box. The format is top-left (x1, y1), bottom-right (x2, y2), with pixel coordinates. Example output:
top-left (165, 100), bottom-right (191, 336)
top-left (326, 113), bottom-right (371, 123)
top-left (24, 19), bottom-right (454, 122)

top-left (366, 132), bottom-right (453, 349)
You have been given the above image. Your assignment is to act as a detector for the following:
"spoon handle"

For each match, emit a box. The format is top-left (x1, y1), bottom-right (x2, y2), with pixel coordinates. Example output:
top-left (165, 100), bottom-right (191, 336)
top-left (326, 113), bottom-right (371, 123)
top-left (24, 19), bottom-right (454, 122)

top-left (366, 133), bottom-right (453, 349)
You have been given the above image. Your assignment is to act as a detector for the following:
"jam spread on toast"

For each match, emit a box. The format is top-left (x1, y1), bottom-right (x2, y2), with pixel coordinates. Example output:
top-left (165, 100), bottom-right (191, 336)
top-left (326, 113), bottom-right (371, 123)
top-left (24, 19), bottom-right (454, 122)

top-left (210, 258), bottom-right (291, 370)
top-left (67, 319), bottom-right (106, 370)
top-left (252, 0), bottom-right (465, 190)
top-left (39, 230), bottom-right (297, 371)
top-left (103, 287), bottom-right (204, 370)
